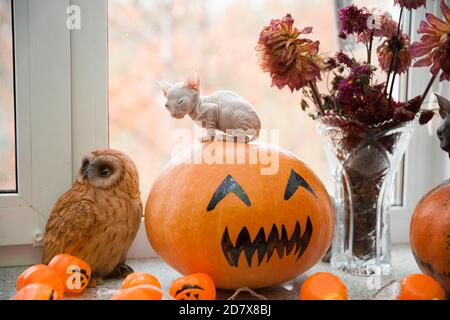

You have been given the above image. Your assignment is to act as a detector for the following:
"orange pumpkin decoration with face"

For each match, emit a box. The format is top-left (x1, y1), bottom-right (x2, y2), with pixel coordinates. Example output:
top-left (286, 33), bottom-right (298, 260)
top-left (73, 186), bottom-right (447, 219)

top-left (121, 272), bottom-right (162, 300)
top-left (13, 283), bottom-right (63, 300)
top-left (16, 264), bottom-right (64, 296)
top-left (48, 254), bottom-right (91, 294)
top-left (169, 273), bottom-right (216, 300)
top-left (145, 142), bottom-right (334, 289)
top-left (410, 180), bottom-right (450, 295)
top-left (111, 287), bottom-right (161, 300)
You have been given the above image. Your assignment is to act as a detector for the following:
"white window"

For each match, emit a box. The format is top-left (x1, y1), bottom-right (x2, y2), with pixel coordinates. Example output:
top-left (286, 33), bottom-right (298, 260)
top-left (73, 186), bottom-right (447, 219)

top-left (0, 0), bottom-right (108, 266)
top-left (0, 0), bottom-right (447, 266)
top-left (0, 0), bottom-right (74, 266)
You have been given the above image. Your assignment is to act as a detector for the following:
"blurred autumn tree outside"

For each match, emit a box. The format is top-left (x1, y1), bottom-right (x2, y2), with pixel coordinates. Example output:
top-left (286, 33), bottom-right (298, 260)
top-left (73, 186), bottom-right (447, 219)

top-left (108, 0), bottom-right (342, 199)
top-left (0, 0), bottom-right (15, 191)
top-left (0, 0), bottom-right (397, 196)
top-left (108, 0), bottom-right (397, 199)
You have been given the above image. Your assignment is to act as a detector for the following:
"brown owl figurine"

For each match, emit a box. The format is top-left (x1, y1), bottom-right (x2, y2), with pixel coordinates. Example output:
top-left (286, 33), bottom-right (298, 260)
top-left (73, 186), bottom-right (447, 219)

top-left (42, 149), bottom-right (142, 283)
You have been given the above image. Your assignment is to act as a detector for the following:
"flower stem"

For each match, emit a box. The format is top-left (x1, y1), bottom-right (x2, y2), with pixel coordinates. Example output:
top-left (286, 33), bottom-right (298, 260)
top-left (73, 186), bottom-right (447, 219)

top-left (388, 71), bottom-right (397, 107)
top-left (397, 7), bottom-right (403, 36)
top-left (308, 81), bottom-right (324, 115)
top-left (368, 31), bottom-right (374, 65)
top-left (384, 7), bottom-right (404, 95)
top-left (421, 73), bottom-right (438, 105)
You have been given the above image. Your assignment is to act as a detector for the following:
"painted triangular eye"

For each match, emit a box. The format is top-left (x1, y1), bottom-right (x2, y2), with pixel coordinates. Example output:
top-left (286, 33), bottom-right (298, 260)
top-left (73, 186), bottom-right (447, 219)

top-left (207, 175), bottom-right (251, 211)
top-left (284, 169), bottom-right (317, 200)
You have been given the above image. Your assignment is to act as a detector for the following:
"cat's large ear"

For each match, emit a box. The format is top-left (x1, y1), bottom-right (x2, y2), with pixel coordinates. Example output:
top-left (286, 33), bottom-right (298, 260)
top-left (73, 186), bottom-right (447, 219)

top-left (159, 81), bottom-right (171, 97)
top-left (436, 93), bottom-right (450, 119)
top-left (185, 70), bottom-right (200, 91)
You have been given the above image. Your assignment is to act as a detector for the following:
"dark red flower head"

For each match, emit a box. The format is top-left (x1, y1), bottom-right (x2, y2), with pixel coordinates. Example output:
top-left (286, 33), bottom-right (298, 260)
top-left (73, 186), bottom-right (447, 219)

top-left (338, 4), bottom-right (371, 35)
top-left (394, 0), bottom-right (427, 10)
top-left (256, 14), bottom-right (321, 91)
top-left (411, 0), bottom-right (450, 82)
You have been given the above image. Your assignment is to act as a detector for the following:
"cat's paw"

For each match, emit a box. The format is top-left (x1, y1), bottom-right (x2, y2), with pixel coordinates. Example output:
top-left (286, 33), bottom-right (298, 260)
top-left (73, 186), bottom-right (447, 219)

top-left (200, 135), bottom-right (215, 142)
top-left (216, 134), bottom-right (230, 142)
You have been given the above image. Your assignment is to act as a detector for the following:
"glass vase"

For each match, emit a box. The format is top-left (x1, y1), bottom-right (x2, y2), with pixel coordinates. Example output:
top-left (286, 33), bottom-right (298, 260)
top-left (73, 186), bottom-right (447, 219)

top-left (317, 116), bottom-right (416, 276)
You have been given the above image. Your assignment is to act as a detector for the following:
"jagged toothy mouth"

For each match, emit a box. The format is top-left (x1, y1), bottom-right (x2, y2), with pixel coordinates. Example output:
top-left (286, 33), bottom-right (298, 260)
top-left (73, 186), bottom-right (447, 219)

top-left (221, 217), bottom-right (313, 268)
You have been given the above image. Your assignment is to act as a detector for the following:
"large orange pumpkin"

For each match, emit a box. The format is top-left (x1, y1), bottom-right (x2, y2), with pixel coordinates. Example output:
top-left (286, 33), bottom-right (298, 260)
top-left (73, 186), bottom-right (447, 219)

top-left (410, 180), bottom-right (450, 295)
top-left (145, 142), bottom-right (334, 289)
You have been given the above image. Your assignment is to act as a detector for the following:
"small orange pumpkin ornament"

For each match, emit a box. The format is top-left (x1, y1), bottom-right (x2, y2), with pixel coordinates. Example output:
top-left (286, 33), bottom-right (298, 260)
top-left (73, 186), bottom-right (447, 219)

top-left (169, 273), bottom-right (216, 300)
top-left (13, 283), bottom-right (63, 300)
top-left (121, 272), bottom-right (162, 300)
top-left (48, 254), bottom-right (91, 294)
top-left (397, 274), bottom-right (446, 300)
top-left (299, 272), bottom-right (348, 300)
top-left (146, 142), bottom-right (334, 289)
top-left (112, 286), bottom-right (161, 300)
top-left (410, 180), bottom-right (450, 296)
top-left (16, 264), bottom-right (64, 296)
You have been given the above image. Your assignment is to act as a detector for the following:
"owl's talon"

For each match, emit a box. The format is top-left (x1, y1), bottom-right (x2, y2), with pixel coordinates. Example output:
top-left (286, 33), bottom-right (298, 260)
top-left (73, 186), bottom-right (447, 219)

top-left (107, 263), bottom-right (134, 279)
top-left (88, 275), bottom-right (104, 288)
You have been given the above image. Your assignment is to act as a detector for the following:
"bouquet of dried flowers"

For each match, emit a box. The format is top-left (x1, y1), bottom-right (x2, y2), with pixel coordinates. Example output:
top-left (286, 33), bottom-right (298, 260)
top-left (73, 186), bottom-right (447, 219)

top-left (256, 0), bottom-right (450, 268)
top-left (256, 0), bottom-right (449, 127)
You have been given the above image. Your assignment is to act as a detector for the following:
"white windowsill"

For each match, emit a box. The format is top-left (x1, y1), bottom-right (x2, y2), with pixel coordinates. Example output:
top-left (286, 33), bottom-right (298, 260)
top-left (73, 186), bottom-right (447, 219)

top-left (0, 244), bottom-right (419, 300)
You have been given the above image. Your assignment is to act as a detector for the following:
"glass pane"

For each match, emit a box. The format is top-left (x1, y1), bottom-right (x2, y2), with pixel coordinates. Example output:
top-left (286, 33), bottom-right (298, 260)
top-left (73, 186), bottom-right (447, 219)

top-left (108, 0), bottom-right (398, 199)
top-left (0, 0), bottom-right (16, 192)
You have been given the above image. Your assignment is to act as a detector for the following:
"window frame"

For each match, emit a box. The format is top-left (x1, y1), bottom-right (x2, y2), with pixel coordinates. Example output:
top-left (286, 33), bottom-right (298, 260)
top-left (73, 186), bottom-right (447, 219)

top-left (1, 0), bottom-right (448, 266)
top-left (0, 0), bottom-right (73, 251)
top-left (389, 3), bottom-right (450, 243)
top-left (0, 0), bottom-right (109, 266)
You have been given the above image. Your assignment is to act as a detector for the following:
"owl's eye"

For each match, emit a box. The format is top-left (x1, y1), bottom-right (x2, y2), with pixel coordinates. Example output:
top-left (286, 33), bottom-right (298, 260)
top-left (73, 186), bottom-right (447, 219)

top-left (99, 166), bottom-right (112, 177)
top-left (177, 99), bottom-right (184, 104)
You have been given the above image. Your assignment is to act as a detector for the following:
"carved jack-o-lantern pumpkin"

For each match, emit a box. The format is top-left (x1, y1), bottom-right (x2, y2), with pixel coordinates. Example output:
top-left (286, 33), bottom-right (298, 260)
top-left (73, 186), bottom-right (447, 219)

top-left (145, 142), bottom-right (334, 289)
top-left (48, 254), bottom-right (91, 294)
top-left (13, 283), bottom-right (63, 300)
top-left (16, 264), bottom-right (64, 296)
top-left (169, 273), bottom-right (216, 300)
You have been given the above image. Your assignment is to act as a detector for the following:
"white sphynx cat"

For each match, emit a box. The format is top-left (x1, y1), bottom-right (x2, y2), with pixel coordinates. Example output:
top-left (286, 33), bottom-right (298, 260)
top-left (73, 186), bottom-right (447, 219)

top-left (161, 71), bottom-right (261, 143)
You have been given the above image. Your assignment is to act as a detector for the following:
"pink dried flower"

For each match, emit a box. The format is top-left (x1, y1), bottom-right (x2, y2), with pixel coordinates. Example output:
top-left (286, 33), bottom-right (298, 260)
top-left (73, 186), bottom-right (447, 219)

top-left (419, 110), bottom-right (435, 124)
top-left (394, 0), bottom-right (427, 10)
top-left (338, 64), bottom-right (374, 103)
top-left (404, 95), bottom-right (423, 113)
top-left (377, 32), bottom-right (412, 74)
top-left (357, 8), bottom-right (399, 42)
top-left (336, 51), bottom-right (356, 68)
top-left (338, 5), bottom-right (371, 35)
top-left (256, 14), bottom-right (321, 91)
top-left (411, 0), bottom-right (450, 81)
top-left (393, 107), bottom-right (416, 122)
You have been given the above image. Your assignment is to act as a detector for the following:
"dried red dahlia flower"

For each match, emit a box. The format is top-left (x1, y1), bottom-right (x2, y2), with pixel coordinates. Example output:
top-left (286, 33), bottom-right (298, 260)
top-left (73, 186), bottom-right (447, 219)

top-left (411, 0), bottom-right (450, 81)
top-left (256, 14), bottom-right (321, 91)
top-left (394, 0), bottom-right (427, 10)
top-left (377, 32), bottom-right (412, 74)
top-left (338, 4), bottom-right (371, 35)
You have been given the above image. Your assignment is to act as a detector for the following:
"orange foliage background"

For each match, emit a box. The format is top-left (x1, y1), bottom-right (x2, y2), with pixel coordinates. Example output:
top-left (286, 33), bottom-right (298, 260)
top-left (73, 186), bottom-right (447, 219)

top-left (0, 0), bottom-right (396, 197)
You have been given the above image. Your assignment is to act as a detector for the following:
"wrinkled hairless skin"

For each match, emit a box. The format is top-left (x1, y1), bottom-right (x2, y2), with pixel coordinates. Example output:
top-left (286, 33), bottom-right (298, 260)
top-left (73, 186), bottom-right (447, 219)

top-left (436, 94), bottom-right (450, 157)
